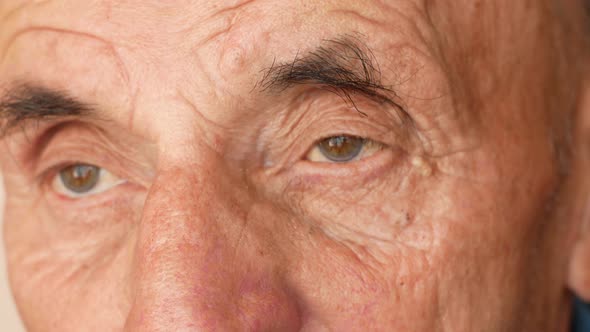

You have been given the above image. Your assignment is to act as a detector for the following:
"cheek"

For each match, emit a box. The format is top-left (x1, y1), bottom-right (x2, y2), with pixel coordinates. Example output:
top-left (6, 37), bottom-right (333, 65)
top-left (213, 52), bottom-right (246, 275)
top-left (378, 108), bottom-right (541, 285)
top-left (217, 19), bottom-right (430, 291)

top-left (273, 204), bottom-right (444, 330)
top-left (285, 157), bottom-right (426, 254)
top-left (257, 160), bottom-right (445, 327)
top-left (267, 149), bottom-right (551, 327)
top-left (3, 188), bottom-right (144, 330)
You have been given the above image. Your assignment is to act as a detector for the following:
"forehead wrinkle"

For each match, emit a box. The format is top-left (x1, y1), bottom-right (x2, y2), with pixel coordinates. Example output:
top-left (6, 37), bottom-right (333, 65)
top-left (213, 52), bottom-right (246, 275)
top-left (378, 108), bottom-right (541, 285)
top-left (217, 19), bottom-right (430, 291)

top-left (184, 2), bottom-right (273, 103)
top-left (200, 0), bottom-right (444, 107)
top-left (0, 26), bottom-right (136, 133)
top-left (376, 0), bottom-right (437, 49)
top-left (0, 2), bottom-right (28, 23)
top-left (195, 0), bottom-right (259, 48)
top-left (205, 0), bottom-right (259, 20)
top-left (0, 26), bottom-right (130, 89)
top-left (0, 0), bottom-right (52, 22)
top-left (327, 1), bottom-right (435, 51)
top-left (194, 0), bottom-right (269, 54)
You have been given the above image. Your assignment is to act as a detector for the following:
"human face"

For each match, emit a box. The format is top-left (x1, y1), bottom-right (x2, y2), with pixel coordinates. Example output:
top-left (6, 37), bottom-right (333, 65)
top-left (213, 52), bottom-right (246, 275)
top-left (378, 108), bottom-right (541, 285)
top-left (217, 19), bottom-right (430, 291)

top-left (0, 1), bottom-right (586, 331)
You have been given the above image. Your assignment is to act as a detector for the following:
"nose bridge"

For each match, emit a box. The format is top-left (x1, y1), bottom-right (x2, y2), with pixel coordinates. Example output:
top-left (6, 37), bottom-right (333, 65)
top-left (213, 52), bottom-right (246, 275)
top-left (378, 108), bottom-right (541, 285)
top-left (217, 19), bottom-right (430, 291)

top-left (124, 165), bottom-right (302, 331)
top-left (126, 165), bottom-right (240, 330)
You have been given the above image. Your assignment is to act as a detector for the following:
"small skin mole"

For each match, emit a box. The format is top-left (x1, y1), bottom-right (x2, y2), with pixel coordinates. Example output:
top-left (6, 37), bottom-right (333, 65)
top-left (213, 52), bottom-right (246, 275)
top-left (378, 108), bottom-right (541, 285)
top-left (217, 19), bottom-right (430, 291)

top-left (405, 212), bottom-right (413, 224)
top-left (411, 156), bottom-right (433, 177)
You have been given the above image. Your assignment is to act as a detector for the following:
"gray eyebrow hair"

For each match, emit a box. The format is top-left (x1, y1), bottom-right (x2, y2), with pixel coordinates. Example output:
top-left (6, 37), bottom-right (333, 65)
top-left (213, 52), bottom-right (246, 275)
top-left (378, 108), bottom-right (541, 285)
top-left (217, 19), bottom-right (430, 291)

top-left (256, 36), bottom-right (407, 117)
top-left (0, 83), bottom-right (93, 136)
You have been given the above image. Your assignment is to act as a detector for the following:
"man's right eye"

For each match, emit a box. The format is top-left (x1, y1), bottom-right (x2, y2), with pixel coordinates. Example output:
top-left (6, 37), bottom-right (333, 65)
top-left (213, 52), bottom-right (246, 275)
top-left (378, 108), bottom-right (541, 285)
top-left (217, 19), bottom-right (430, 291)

top-left (52, 163), bottom-right (125, 198)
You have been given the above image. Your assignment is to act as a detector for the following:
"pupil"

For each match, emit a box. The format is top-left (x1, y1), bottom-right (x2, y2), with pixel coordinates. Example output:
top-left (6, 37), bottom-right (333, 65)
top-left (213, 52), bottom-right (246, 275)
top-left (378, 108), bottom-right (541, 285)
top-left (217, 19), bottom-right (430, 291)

top-left (60, 164), bottom-right (100, 193)
top-left (318, 135), bottom-right (364, 162)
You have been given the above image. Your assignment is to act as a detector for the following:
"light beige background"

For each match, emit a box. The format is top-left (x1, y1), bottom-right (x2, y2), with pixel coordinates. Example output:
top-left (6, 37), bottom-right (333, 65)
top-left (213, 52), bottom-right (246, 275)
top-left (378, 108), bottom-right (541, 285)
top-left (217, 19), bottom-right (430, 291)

top-left (0, 173), bottom-right (25, 331)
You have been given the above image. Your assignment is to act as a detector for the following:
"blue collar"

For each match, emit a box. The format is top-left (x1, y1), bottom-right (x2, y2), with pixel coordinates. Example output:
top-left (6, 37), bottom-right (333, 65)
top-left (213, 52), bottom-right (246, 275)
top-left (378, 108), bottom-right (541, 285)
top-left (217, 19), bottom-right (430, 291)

top-left (573, 298), bottom-right (590, 332)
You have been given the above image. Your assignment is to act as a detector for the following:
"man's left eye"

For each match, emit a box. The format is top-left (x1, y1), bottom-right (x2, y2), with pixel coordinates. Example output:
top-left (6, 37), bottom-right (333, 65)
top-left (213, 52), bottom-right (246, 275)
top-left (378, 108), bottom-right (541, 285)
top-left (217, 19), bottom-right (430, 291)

top-left (51, 163), bottom-right (125, 198)
top-left (306, 135), bottom-right (385, 163)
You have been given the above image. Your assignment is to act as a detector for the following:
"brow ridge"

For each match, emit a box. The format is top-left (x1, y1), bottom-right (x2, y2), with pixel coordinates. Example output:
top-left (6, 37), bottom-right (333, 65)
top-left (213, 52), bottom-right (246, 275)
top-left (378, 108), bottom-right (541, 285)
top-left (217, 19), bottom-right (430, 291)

top-left (257, 35), bottom-right (407, 116)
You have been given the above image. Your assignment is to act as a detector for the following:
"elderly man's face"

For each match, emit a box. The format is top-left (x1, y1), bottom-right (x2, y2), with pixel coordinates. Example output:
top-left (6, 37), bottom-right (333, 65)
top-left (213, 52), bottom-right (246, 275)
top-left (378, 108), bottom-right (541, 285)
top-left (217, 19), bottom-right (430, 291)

top-left (0, 0), bottom-right (588, 331)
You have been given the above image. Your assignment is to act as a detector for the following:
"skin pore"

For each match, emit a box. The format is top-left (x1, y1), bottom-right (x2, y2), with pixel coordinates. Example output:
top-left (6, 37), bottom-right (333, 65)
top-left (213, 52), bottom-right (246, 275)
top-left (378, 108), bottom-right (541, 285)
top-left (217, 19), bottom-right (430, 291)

top-left (0, 0), bottom-right (589, 331)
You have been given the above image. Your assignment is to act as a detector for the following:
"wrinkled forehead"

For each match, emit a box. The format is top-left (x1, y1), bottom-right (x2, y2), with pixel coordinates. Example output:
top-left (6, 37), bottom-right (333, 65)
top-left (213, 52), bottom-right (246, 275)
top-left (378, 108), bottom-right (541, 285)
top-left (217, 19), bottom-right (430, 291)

top-left (0, 1), bottom-right (447, 116)
top-left (0, 1), bottom-right (437, 88)
top-left (0, 0), bottom-right (562, 117)
top-left (0, 0), bottom-right (554, 72)
top-left (0, 1), bottom-right (435, 55)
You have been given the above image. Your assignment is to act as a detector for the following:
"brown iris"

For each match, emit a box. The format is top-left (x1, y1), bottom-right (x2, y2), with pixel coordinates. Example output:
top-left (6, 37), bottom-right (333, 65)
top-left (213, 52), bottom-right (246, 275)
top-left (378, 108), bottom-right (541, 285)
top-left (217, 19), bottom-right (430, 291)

top-left (317, 135), bottom-right (365, 162)
top-left (59, 164), bottom-right (100, 194)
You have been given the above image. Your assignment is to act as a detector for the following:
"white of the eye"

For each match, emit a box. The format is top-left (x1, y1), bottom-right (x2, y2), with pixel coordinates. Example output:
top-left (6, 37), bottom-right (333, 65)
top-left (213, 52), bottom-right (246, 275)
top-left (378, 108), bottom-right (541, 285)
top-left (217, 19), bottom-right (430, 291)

top-left (306, 139), bottom-right (384, 163)
top-left (52, 167), bottom-right (126, 198)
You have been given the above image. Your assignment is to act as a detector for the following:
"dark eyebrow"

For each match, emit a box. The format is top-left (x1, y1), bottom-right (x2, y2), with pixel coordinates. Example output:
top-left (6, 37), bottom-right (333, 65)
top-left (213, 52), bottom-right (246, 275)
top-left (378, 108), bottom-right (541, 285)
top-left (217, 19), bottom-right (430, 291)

top-left (0, 83), bottom-right (93, 136)
top-left (257, 36), bottom-right (406, 116)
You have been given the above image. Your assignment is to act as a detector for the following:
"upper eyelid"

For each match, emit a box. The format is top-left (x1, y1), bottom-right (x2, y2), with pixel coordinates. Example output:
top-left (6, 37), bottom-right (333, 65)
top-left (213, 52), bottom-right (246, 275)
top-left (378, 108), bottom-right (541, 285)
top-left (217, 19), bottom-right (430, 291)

top-left (2, 119), bottom-right (108, 175)
top-left (273, 89), bottom-right (405, 139)
top-left (7, 120), bottom-right (154, 186)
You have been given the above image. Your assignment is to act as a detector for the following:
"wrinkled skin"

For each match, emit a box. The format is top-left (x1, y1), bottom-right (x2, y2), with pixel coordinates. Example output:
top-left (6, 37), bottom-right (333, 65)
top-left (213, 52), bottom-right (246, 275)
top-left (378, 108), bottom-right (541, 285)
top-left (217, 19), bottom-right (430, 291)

top-left (0, 0), bottom-right (589, 331)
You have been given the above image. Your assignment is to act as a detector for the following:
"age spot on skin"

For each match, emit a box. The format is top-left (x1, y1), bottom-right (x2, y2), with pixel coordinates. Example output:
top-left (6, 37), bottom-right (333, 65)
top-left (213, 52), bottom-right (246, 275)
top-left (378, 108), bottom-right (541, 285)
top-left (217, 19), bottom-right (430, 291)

top-left (211, 2), bottom-right (264, 80)
top-left (220, 45), bottom-right (248, 75)
top-left (411, 156), bottom-right (433, 177)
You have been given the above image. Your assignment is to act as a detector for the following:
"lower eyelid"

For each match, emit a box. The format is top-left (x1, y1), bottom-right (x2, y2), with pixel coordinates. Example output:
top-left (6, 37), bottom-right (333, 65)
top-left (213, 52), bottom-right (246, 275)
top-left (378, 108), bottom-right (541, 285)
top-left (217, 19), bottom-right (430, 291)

top-left (309, 143), bottom-right (390, 167)
top-left (51, 180), bottom-right (131, 204)
top-left (45, 182), bottom-right (142, 216)
top-left (288, 147), bottom-right (398, 188)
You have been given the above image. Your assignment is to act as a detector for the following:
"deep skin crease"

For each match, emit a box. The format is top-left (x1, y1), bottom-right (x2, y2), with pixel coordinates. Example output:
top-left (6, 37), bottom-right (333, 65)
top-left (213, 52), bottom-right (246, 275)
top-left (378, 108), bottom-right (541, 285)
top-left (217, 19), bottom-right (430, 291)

top-left (0, 0), bottom-right (589, 331)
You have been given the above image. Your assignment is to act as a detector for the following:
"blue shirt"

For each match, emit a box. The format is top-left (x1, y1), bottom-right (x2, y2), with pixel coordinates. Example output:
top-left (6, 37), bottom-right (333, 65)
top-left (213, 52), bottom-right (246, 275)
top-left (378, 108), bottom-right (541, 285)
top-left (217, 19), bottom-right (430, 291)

top-left (573, 298), bottom-right (590, 332)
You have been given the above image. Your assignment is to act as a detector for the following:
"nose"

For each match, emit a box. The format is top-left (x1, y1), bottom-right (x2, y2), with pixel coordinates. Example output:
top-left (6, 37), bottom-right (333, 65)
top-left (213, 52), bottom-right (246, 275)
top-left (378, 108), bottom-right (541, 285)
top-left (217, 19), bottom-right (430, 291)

top-left (124, 165), bottom-right (301, 331)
